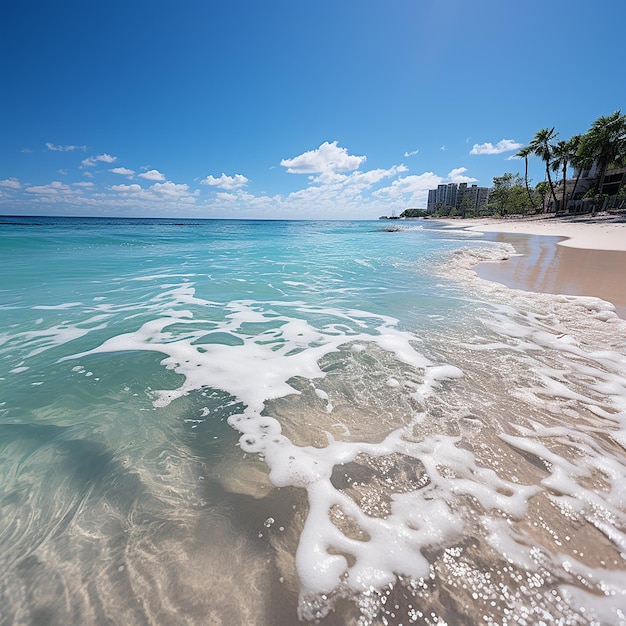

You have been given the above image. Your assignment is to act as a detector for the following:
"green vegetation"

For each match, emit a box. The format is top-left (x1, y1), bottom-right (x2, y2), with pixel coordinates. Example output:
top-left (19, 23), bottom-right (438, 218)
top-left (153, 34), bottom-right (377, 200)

top-left (428, 201), bottom-right (492, 219)
top-left (403, 110), bottom-right (626, 219)
top-left (519, 110), bottom-right (626, 216)
top-left (399, 208), bottom-right (428, 218)
top-left (487, 173), bottom-right (536, 216)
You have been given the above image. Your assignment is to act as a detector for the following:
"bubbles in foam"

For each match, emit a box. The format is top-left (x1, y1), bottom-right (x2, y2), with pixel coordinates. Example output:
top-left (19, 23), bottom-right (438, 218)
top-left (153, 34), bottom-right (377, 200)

top-left (61, 263), bottom-right (626, 624)
top-left (67, 289), bottom-right (484, 612)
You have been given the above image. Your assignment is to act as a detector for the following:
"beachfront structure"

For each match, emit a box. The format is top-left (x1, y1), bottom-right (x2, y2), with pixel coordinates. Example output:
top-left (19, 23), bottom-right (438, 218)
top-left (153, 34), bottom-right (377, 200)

top-left (546, 165), bottom-right (626, 213)
top-left (426, 182), bottom-right (490, 215)
top-left (428, 183), bottom-right (457, 210)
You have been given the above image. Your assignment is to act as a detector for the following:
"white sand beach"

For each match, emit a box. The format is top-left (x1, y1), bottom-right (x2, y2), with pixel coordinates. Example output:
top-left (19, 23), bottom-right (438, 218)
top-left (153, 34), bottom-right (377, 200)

top-left (438, 214), bottom-right (626, 318)
top-left (452, 214), bottom-right (626, 251)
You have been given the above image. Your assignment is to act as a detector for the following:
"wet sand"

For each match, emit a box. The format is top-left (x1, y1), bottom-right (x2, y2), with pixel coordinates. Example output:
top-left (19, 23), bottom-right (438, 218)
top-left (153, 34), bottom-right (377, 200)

top-left (475, 232), bottom-right (626, 319)
top-left (437, 216), bottom-right (626, 319)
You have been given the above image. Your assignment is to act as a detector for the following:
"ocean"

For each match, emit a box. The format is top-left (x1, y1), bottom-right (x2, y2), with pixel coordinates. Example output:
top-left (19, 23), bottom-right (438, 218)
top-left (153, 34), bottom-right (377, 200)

top-left (1, 216), bottom-right (625, 625)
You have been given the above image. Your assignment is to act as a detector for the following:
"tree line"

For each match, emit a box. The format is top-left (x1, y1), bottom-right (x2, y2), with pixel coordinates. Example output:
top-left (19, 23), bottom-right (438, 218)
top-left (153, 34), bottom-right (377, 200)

top-left (427, 110), bottom-right (626, 219)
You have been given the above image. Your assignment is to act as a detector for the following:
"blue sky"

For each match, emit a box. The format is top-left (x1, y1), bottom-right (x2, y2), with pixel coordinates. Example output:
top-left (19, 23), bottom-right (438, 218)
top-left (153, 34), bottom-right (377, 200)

top-left (1, 0), bottom-right (624, 220)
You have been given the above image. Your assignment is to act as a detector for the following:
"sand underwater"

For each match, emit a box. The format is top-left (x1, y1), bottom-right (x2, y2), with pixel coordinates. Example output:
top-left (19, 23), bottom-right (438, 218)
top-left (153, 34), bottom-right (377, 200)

top-left (1, 217), bottom-right (625, 625)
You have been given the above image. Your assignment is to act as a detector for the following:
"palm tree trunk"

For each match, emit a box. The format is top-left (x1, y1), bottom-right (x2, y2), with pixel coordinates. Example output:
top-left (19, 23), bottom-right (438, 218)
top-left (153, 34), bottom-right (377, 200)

top-left (615, 171), bottom-right (626, 209)
top-left (569, 169), bottom-right (583, 214)
top-left (561, 162), bottom-right (568, 214)
top-left (593, 161), bottom-right (608, 216)
top-left (523, 156), bottom-right (535, 213)
top-left (545, 165), bottom-right (559, 213)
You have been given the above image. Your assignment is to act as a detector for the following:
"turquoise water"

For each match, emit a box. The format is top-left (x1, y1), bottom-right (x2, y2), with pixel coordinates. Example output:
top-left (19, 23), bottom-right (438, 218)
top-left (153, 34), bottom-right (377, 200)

top-left (1, 217), bottom-right (625, 625)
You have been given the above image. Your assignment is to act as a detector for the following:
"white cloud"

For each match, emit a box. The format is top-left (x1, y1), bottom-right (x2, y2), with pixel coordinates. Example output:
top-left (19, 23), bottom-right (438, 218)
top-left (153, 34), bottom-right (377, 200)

top-left (372, 166), bottom-right (476, 209)
top-left (108, 180), bottom-right (198, 205)
top-left (110, 183), bottom-right (144, 194)
top-left (258, 164), bottom-right (410, 219)
top-left (151, 181), bottom-right (197, 201)
top-left (374, 172), bottom-right (443, 201)
top-left (215, 191), bottom-right (238, 201)
top-left (440, 145), bottom-right (447, 151)
top-left (446, 167), bottom-right (477, 183)
top-left (138, 169), bottom-right (166, 181)
top-left (46, 142), bottom-right (87, 152)
top-left (73, 182), bottom-right (94, 188)
top-left (470, 139), bottom-right (523, 155)
top-left (0, 177), bottom-right (22, 189)
top-left (201, 173), bottom-right (249, 189)
top-left (309, 164), bottom-right (407, 187)
top-left (280, 141), bottom-right (366, 174)
top-left (404, 149), bottom-right (419, 157)
top-left (25, 181), bottom-right (80, 195)
top-left (110, 167), bottom-right (135, 177)
top-left (81, 153), bottom-right (117, 167)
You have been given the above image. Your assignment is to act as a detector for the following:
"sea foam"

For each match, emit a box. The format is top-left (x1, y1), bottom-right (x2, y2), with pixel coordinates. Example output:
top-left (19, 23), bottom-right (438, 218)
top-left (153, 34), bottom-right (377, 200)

top-left (62, 269), bottom-right (626, 623)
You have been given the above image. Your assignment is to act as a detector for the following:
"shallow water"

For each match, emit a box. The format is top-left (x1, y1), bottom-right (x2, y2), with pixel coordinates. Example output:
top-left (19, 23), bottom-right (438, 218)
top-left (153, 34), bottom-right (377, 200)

top-left (1, 217), bottom-right (625, 625)
top-left (475, 231), bottom-right (626, 319)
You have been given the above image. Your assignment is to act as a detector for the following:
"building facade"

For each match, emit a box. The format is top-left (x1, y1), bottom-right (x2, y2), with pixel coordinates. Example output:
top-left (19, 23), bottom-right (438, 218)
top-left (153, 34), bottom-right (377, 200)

top-left (426, 182), bottom-right (490, 214)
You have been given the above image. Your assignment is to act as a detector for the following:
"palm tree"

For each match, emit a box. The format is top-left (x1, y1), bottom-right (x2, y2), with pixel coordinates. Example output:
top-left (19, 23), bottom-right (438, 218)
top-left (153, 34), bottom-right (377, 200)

top-left (529, 127), bottom-right (559, 212)
top-left (567, 135), bottom-right (591, 213)
top-left (578, 110), bottom-right (626, 213)
top-left (515, 144), bottom-right (536, 212)
top-left (550, 136), bottom-right (580, 214)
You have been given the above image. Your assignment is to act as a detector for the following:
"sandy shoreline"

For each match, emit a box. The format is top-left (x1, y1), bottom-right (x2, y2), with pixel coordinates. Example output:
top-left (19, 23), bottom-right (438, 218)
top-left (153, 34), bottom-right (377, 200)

top-left (439, 213), bottom-right (626, 251)
top-left (436, 213), bottom-right (626, 318)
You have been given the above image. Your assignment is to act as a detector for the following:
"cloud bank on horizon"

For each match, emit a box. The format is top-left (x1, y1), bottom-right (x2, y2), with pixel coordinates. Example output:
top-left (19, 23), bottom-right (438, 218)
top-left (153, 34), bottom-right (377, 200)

top-left (0, 138), bottom-right (524, 219)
